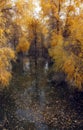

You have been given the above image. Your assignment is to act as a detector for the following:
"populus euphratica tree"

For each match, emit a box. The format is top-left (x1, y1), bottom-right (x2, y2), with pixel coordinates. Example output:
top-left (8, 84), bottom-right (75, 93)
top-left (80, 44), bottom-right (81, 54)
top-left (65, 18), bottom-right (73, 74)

top-left (41, 0), bottom-right (83, 90)
top-left (0, 0), bottom-right (15, 87)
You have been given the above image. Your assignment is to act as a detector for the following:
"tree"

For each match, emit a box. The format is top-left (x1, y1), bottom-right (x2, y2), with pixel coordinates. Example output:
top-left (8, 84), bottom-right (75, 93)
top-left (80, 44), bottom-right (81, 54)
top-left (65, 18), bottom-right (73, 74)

top-left (40, 0), bottom-right (83, 90)
top-left (0, 0), bottom-right (15, 87)
top-left (14, 0), bottom-right (48, 72)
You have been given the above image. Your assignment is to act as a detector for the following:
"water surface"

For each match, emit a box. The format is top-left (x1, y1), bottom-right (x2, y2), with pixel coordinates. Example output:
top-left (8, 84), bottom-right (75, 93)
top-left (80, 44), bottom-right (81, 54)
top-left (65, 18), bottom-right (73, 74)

top-left (0, 58), bottom-right (83, 130)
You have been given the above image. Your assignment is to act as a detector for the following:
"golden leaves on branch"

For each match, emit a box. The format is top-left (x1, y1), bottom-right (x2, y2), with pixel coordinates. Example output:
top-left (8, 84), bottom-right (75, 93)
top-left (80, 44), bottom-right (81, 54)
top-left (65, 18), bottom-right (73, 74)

top-left (0, 48), bottom-right (15, 87)
top-left (43, 0), bottom-right (83, 90)
top-left (0, 1), bottom-right (16, 87)
top-left (67, 5), bottom-right (75, 12)
top-left (16, 37), bottom-right (30, 52)
top-left (0, 71), bottom-right (12, 87)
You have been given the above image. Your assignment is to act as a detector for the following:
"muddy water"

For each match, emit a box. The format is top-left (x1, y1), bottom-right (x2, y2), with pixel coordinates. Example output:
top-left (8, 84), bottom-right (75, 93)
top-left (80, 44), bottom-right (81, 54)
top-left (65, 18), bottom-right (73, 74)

top-left (0, 58), bottom-right (83, 130)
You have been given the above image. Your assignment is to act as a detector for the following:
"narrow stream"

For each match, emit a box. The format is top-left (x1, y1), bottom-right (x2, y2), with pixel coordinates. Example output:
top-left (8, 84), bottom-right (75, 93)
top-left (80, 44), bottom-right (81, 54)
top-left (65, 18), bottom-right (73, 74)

top-left (0, 57), bottom-right (83, 130)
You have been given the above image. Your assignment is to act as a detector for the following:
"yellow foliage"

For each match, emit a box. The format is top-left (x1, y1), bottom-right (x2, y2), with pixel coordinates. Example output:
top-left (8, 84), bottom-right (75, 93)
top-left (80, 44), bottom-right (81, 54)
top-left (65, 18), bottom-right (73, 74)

top-left (0, 71), bottom-right (12, 87)
top-left (63, 56), bottom-right (75, 80)
top-left (16, 37), bottom-right (30, 52)
top-left (0, 0), bottom-right (16, 87)
top-left (44, 0), bottom-right (83, 90)
top-left (0, 47), bottom-right (15, 78)
top-left (49, 45), bottom-right (67, 71)
top-left (51, 32), bottom-right (63, 47)
top-left (0, 48), bottom-right (15, 87)
top-left (41, 1), bottom-right (51, 16)
top-left (67, 5), bottom-right (75, 12)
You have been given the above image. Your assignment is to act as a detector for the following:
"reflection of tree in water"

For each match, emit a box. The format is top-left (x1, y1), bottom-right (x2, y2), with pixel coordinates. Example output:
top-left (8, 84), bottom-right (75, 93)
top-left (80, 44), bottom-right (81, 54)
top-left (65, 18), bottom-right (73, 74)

top-left (0, 57), bottom-right (83, 130)
top-left (15, 57), bottom-right (83, 130)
